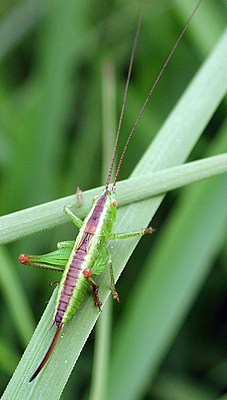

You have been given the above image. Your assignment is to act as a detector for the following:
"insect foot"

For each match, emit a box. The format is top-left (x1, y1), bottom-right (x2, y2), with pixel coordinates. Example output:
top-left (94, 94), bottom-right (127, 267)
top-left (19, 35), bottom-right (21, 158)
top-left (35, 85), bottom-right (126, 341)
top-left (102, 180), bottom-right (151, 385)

top-left (145, 227), bottom-right (155, 234)
top-left (76, 186), bottom-right (83, 206)
top-left (50, 281), bottom-right (60, 287)
top-left (93, 287), bottom-right (102, 311)
top-left (111, 287), bottom-right (120, 303)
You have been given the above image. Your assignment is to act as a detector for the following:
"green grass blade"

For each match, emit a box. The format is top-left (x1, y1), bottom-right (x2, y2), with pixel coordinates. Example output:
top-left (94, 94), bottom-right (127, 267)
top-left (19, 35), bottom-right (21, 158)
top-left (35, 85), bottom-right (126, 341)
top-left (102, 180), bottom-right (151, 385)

top-left (89, 60), bottom-right (116, 400)
top-left (0, 152), bottom-right (226, 244)
top-left (21, 0), bottom-right (89, 205)
top-left (150, 372), bottom-right (217, 400)
top-left (172, 0), bottom-right (226, 56)
top-left (1, 27), bottom-right (226, 400)
top-left (0, 0), bottom-right (46, 61)
top-left (0, 338), bottom-right (20, 376)
top-left (108, 154), bottom-right (227, 400)
top-left (0, 246), bottom-right (35, 346)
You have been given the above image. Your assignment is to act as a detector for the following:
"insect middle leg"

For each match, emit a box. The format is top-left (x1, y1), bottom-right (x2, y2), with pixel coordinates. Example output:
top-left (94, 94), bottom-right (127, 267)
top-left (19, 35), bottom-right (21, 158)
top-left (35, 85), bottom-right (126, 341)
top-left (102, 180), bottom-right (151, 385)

top-left (107, 257), bottom-right (120, 303)
top-left (109, 226), bottom-right (154, 241)
top-left (92, 249), bottom-right (120, 303)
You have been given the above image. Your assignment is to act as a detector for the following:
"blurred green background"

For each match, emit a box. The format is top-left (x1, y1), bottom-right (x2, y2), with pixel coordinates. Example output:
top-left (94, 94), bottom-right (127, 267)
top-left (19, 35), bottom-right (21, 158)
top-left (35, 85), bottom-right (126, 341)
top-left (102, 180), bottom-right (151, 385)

top-left (0, 0), bottom-right (226, 399)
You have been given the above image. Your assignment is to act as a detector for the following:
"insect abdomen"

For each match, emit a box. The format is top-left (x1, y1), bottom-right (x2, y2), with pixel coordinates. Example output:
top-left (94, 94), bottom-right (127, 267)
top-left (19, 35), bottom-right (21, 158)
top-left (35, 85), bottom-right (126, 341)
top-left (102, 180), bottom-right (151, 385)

top-left (55, 248), bottom-right (88, 325)
top-left (54, 192), bottom-right (109, 326)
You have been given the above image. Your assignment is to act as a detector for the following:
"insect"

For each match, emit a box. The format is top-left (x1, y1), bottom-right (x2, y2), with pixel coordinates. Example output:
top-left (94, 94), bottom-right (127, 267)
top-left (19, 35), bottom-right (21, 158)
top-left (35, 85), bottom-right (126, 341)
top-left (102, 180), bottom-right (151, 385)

top-left (19, 1), bottom-right (201, 383)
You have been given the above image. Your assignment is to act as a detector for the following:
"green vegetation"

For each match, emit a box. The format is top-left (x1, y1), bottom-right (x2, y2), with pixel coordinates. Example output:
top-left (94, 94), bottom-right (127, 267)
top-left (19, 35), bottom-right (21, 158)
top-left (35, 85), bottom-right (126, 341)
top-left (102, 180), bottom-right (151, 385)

top-left (0, 1), bottom-right (226, 399)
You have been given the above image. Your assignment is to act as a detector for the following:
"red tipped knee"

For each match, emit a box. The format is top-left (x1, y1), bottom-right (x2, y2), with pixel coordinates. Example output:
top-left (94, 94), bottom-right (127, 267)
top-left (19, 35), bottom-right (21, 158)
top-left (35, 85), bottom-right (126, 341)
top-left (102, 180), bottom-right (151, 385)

top-left (83, 268), bottom-right (92, 279)
top-left (18, 254), bottom-right (29, 264)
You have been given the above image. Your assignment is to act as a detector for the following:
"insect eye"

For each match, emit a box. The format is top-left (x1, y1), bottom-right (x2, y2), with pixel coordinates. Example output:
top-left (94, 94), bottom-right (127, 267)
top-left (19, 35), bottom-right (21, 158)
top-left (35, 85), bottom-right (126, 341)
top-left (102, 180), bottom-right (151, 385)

top-left (112, 199), bottom-right (117, 207)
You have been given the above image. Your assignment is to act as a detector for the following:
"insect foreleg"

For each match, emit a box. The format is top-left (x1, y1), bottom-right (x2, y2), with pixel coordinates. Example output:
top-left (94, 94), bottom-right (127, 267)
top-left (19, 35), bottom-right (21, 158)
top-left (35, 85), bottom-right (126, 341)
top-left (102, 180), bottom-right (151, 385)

top-left (63, 205), bottom-right (83, 229)
top-left (108, 226), bottom-right (154, 241)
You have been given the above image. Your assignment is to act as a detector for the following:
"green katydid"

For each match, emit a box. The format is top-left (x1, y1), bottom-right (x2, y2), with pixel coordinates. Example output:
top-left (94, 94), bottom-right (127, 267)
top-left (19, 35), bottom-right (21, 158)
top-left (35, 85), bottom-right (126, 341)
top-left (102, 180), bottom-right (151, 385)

top-left (19, 0), bottom-right (201, 382)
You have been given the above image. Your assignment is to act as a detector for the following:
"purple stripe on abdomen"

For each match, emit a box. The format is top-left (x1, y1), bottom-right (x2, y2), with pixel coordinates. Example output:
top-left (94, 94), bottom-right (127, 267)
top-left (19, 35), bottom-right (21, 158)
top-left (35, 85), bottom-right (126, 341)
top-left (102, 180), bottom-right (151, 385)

top-left (54, 246), bottom-right (87, 326)
top-left (55, 191), bottom-right (109, 326)
top-left (85, 191), bottom-right (107, 234)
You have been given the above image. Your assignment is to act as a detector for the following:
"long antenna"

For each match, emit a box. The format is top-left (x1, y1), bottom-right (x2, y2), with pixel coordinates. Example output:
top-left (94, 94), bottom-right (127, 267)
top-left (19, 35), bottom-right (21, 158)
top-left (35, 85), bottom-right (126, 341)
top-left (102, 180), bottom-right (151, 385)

top-left (112, 0), bottom-right (202, 190)
top-left (105, 2), bottom-right (144, 189)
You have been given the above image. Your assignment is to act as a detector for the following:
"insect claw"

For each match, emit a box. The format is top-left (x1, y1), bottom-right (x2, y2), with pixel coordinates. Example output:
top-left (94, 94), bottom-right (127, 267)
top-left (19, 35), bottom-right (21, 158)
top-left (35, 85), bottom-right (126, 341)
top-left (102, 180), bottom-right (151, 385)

top-left (91, 284), bottom-right (102, 311)
top-left (96, 300), bottom-right (102, 312)
top-left (76, 186), bottom-right (83, 206)
top-left (50, 280), bottom-right (60, 287)
top-left (145, 227), bottom-right (155, 234)
top-left (111, 286), bottom-right (120, 303)
top-left (113, 293), bottom-right (120, 303)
